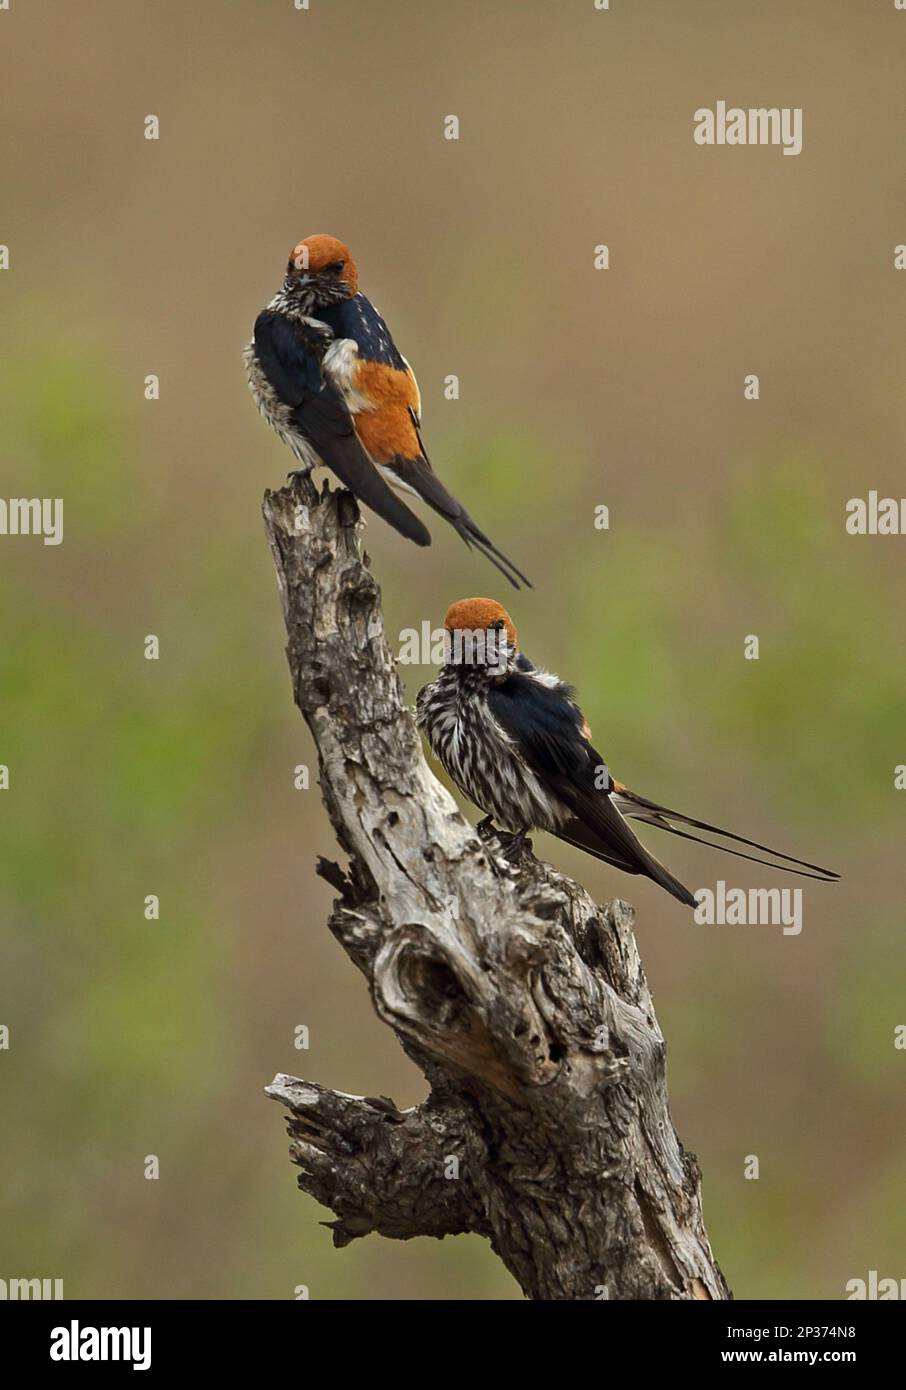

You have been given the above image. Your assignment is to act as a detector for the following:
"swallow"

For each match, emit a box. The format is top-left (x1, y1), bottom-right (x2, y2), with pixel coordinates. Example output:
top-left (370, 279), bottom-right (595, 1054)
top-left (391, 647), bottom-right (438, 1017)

top-left (245, 234), bottom-right (530, 588)
top-left (416, 598), bottom-right (839, 907)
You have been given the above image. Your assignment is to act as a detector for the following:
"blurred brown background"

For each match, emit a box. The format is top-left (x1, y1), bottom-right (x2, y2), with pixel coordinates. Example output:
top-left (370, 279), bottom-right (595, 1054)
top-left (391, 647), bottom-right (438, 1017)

top-left (1, 0), bottom-right (904, 1299)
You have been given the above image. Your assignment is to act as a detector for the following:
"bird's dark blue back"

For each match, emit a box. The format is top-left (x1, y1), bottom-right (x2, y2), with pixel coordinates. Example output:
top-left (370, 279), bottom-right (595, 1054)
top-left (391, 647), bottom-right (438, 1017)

top-left (318, 294), bottom-right (408, 370)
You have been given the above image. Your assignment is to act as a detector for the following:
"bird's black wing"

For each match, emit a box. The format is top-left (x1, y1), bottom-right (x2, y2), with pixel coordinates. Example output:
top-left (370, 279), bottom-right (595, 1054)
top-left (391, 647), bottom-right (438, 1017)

top-left (487, 673), bottom-right (696, 905)
top-left (253, 311), bottom-right (430, 546)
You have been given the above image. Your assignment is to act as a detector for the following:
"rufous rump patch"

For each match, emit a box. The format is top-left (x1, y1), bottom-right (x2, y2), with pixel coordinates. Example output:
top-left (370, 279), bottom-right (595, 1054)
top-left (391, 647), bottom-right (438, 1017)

top-left (354, 360), bottom-right (419, 409)
top-left (355, 403), bottom-right (420, 463)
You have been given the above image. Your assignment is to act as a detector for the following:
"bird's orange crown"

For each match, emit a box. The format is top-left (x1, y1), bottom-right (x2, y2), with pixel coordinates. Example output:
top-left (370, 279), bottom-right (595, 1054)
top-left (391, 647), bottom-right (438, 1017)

top-left (444, 598), bottom-right (517, 652)
top-left (287, 234), bottom-right (358, 295)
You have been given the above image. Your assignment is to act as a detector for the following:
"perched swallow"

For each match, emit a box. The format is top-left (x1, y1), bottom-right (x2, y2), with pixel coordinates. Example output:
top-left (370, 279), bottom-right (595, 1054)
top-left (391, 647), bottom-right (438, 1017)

top-left (245, 234), bottom-right (530, 588)
top-left (416, 598), bottom-right (839, 907)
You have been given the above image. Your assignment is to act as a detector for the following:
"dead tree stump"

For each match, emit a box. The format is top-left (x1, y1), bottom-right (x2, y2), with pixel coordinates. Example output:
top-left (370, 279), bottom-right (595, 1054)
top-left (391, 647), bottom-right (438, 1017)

top-left (262, 475), bottom-right (730, 1302)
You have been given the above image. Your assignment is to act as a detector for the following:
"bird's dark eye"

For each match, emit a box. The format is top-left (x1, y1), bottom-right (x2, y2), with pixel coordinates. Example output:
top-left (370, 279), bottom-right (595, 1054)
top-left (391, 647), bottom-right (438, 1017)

top-left (326, 260), bottom-right (345, 273)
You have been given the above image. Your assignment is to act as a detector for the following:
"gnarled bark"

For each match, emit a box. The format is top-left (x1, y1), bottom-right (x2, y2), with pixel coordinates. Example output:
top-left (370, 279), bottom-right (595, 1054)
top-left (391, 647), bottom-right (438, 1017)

top-left (262, 475), bottom-right (730, 1301)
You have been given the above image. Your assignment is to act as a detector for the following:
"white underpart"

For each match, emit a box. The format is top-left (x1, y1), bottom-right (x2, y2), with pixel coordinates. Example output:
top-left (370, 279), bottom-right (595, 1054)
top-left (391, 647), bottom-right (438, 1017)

top-left (524, 665), bottom-right (562, 690)
top-left (323, 338), bottom-right (376, 414)
top-left (380, 465), bottom-right (422, 498)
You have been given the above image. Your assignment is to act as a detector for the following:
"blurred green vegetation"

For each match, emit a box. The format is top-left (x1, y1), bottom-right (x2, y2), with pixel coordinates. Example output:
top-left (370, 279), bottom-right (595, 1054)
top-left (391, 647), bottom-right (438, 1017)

top-left (2, 334), bottom-right (903, 1300)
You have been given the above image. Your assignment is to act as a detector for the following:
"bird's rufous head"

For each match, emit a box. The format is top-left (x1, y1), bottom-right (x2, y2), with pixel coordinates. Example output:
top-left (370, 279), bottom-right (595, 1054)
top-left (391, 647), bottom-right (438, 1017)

top-left (285, 234), bottom-right (358, 304)
top-left (443, 598), bottom-right (517, 671)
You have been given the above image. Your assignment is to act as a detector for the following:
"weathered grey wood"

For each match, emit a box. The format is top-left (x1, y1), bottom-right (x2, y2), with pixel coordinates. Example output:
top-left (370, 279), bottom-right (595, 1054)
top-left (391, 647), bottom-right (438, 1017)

top-left (262, 475), bottom-right (730, 1301)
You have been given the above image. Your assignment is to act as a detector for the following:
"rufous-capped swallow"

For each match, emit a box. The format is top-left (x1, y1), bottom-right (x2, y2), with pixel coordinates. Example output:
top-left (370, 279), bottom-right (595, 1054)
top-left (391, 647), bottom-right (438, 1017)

top-left (416, 598), bottom-right (839, 907)
top-left (245, 234), bottom-right (530, 588)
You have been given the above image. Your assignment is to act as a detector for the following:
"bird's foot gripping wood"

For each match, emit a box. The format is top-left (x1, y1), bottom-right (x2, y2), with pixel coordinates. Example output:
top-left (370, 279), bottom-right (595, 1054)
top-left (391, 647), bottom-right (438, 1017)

top-left (286, 463), bottom-right (314, 485)
top-left (261, 476), bottom-right (730, 1302)
top-left (476, 818), bottom-right (534, 867)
